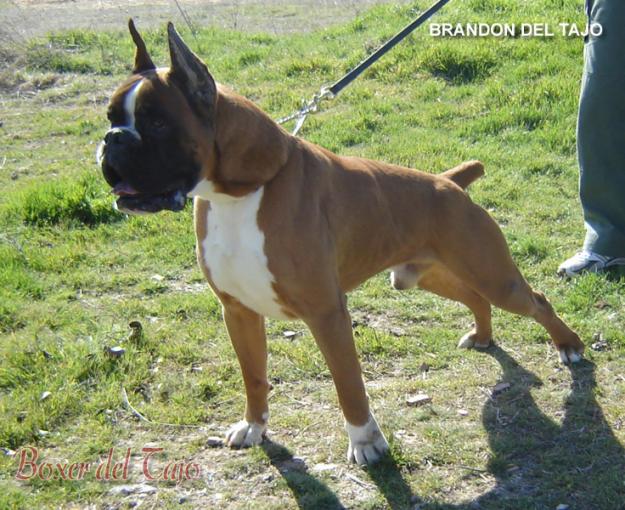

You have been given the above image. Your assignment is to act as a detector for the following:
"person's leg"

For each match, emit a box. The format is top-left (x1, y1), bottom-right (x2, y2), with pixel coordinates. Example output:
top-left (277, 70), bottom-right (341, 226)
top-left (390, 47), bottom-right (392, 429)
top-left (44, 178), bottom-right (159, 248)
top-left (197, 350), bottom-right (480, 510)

top-left (559, 0), bottom-right (625, 276)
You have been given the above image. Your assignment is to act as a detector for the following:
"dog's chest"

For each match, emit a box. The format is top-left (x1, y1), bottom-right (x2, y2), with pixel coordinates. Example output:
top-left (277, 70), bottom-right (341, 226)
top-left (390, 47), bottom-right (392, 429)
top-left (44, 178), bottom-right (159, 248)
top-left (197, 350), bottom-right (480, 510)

top-left (199, 187), bottom-right (288, 319)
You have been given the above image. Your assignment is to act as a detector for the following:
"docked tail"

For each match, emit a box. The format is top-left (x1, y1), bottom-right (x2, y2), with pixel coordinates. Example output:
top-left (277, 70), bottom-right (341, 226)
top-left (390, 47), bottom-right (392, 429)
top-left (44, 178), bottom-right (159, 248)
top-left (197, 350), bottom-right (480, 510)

top-left (441, 160), bottom-right (484, 189)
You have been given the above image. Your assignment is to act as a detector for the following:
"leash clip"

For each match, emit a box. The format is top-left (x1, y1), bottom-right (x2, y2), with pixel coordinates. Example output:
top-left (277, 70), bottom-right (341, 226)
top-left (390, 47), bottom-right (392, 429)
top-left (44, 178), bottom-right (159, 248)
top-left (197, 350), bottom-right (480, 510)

top-left (278, 86), bottom-right (334, 137)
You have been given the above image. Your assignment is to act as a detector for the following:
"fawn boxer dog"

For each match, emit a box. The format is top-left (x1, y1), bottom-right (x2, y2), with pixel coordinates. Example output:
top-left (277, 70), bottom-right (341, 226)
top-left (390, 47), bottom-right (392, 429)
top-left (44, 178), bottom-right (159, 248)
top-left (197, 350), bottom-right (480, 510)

top-left (98, 20), bottom-right (584, 465)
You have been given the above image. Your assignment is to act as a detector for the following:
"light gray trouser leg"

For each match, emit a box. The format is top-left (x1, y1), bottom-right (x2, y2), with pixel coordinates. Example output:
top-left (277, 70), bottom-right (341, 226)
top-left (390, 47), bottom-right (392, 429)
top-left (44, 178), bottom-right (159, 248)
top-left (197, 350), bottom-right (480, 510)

top-left (578, 0), bottom-right (625, 256)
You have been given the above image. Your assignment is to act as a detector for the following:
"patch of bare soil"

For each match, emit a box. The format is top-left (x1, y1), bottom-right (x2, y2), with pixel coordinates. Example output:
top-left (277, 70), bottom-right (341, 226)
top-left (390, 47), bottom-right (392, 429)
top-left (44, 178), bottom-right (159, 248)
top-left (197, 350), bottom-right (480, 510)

top-left (1, 0), bottom-right (410, 40)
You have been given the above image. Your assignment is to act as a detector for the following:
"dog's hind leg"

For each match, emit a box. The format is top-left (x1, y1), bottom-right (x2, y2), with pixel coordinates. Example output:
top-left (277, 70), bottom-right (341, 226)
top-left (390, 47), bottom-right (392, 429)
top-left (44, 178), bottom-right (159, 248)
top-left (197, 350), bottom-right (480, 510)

top-left (436, 200), bottom-right (584, 363)
top-left (414, 263), bottom-right (493, 349)
top-left (390, 263), bottom-right (421, 291)
top-left (486, 282), bottom-right (583, 364)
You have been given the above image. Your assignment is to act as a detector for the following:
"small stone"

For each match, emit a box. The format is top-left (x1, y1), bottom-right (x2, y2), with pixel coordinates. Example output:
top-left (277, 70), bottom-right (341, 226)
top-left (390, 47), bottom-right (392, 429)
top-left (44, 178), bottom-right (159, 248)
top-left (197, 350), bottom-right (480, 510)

top-left (389, 326), bottom-right (404, 337)
top-left (406, 393), bottom-right (432, 406)
top-left (109, 485), bottom-right (133, 496)
top-left (591, 340), bottom-right (609, 352)
top-left (37, 429), bottom-right (49, 437)
top-left (311, 463), bottom-right (337, 473)
top-left (106, 346), bottom-right (125, 358)
top-left (178, 496), bottom-right (188, 504)
top-left (279, 456), bottom-right (307, 472)
top-left (458, 409), bottom-right (469, 416)
top-left (40, 391), bottom-right (52, 402)
top-left (206, 437), bottom-right (223, 448)
top-left (190, 363), bottom-right (203, 373)
top-left (492, 382), bottom-right (511, 396)
top-left (283, 330), bottom-right (298, 340)
top-left (419, 363), bottom-right (430, 373)
top-left (591, 333), bottom-right (610, 351)
top-left (109, 484), bottom-right (157, 496)
top-left (151, 274), bottom-right (164, 282)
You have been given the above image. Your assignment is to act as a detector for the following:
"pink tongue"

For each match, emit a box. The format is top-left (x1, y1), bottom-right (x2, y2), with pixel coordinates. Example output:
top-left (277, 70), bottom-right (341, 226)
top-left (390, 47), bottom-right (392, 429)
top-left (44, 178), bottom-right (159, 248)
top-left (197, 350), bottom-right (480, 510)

top-left (112, 182), bottom-right (140, 196)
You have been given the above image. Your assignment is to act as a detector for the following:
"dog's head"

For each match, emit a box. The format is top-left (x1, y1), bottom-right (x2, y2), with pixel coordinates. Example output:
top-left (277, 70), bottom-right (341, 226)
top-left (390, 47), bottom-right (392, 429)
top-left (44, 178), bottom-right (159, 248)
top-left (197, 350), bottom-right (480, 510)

top-left (98, 20), bottom-right (216, 214)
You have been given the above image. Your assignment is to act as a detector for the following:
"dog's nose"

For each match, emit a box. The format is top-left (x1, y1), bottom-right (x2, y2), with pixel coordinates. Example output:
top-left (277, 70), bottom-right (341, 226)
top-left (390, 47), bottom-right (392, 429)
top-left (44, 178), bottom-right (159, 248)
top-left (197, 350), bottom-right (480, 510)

top-left (104, 127), bottom-right (141, 146)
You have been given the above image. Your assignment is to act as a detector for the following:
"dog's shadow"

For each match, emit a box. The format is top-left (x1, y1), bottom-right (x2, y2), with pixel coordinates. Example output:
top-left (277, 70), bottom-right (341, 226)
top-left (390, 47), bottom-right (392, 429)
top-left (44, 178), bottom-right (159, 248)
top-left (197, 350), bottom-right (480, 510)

top-left (262, 345), bottom-right (625, 509)
top-left (261, 436), bottom-right (413, 510)
top-left (467, 346), bottom-right (625, 509)
top-left (260, 440), bottom-right (348, 510)
top-left (379, 345), bottom-right (625, 509)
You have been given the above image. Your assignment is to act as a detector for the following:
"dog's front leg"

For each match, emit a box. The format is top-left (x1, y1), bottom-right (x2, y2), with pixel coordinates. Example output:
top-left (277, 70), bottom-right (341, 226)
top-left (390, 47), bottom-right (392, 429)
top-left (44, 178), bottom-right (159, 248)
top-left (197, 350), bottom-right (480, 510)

top-left (305, 303), bottom-right (389, 465)
top-left (222, 300), bottom-right (270, 448)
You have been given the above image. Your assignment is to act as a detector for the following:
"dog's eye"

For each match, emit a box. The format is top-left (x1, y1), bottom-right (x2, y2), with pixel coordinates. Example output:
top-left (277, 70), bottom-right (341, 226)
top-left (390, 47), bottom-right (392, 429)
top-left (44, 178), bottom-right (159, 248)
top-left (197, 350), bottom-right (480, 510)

top-left (150, 118), bottom-right (167, 131)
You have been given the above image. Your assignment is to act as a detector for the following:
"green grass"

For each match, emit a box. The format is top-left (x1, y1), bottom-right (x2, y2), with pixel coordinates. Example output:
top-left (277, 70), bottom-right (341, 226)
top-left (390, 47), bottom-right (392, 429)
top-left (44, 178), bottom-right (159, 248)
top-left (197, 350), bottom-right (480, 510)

top-left (1, 0), bottom-right (624, 508)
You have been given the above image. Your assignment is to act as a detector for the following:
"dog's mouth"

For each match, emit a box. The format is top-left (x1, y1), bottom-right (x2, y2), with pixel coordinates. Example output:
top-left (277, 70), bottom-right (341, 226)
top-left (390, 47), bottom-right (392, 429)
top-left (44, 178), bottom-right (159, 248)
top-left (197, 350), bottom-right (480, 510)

top-left (112, 181), bottom-right (187, 215)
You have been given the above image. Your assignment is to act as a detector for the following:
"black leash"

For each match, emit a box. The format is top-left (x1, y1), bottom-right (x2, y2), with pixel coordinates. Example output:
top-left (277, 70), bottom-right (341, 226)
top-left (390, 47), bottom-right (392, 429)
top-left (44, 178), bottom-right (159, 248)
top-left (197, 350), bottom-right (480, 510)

top-left (328, 0), bottom-right (451, 96)
top-left (278, 0), bottom-right (452, 135)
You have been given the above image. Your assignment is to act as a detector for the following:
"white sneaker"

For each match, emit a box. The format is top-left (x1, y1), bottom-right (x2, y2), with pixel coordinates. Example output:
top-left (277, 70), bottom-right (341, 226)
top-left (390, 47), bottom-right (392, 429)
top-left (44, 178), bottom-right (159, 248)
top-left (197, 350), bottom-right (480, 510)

top-left (557, 250), bottom-right (625, 277)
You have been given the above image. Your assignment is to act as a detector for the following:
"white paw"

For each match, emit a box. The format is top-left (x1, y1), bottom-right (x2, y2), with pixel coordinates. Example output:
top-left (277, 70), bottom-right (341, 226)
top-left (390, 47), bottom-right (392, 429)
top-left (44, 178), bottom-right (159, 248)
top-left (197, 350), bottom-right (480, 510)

top-left (345, 413), bottom-right (389, 465)
top-left (389, 264), bottom-right (419, 290)
top-left (225, 420), bottom-right (266, 448)
top-left (558, 347), bottom-right (583, 365)
top-left (458, 331), bottom-right (491, 350)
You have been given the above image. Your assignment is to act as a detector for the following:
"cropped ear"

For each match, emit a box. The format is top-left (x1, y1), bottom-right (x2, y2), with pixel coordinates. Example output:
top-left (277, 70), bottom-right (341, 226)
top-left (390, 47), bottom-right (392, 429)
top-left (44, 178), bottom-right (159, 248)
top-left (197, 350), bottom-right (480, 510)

top-left (129, 19), bottom-right (156, 74)
top-left (167, 22), bottom-right (217, 116)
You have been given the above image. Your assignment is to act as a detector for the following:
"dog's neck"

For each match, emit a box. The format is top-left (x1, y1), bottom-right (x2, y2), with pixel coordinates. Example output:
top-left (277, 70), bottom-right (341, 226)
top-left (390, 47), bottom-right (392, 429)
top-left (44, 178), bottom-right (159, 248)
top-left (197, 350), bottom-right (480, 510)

top-left (205, 86), bottom-right (292, 197)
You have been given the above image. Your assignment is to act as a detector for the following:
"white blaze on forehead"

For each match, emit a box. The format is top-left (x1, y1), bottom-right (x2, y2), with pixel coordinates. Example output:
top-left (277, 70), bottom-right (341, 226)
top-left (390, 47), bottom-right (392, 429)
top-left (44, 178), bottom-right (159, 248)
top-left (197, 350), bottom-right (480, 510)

top-left (198, 184), bottom-right (290, 320)
top-left (122, 79), bottom-right (144, 137)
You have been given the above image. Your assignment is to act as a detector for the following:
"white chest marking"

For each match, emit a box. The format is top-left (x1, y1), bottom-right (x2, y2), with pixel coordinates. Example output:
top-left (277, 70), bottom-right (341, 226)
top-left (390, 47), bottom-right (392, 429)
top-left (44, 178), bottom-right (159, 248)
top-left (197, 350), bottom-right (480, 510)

top-left (198, 184), bottom-right (288, 320)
